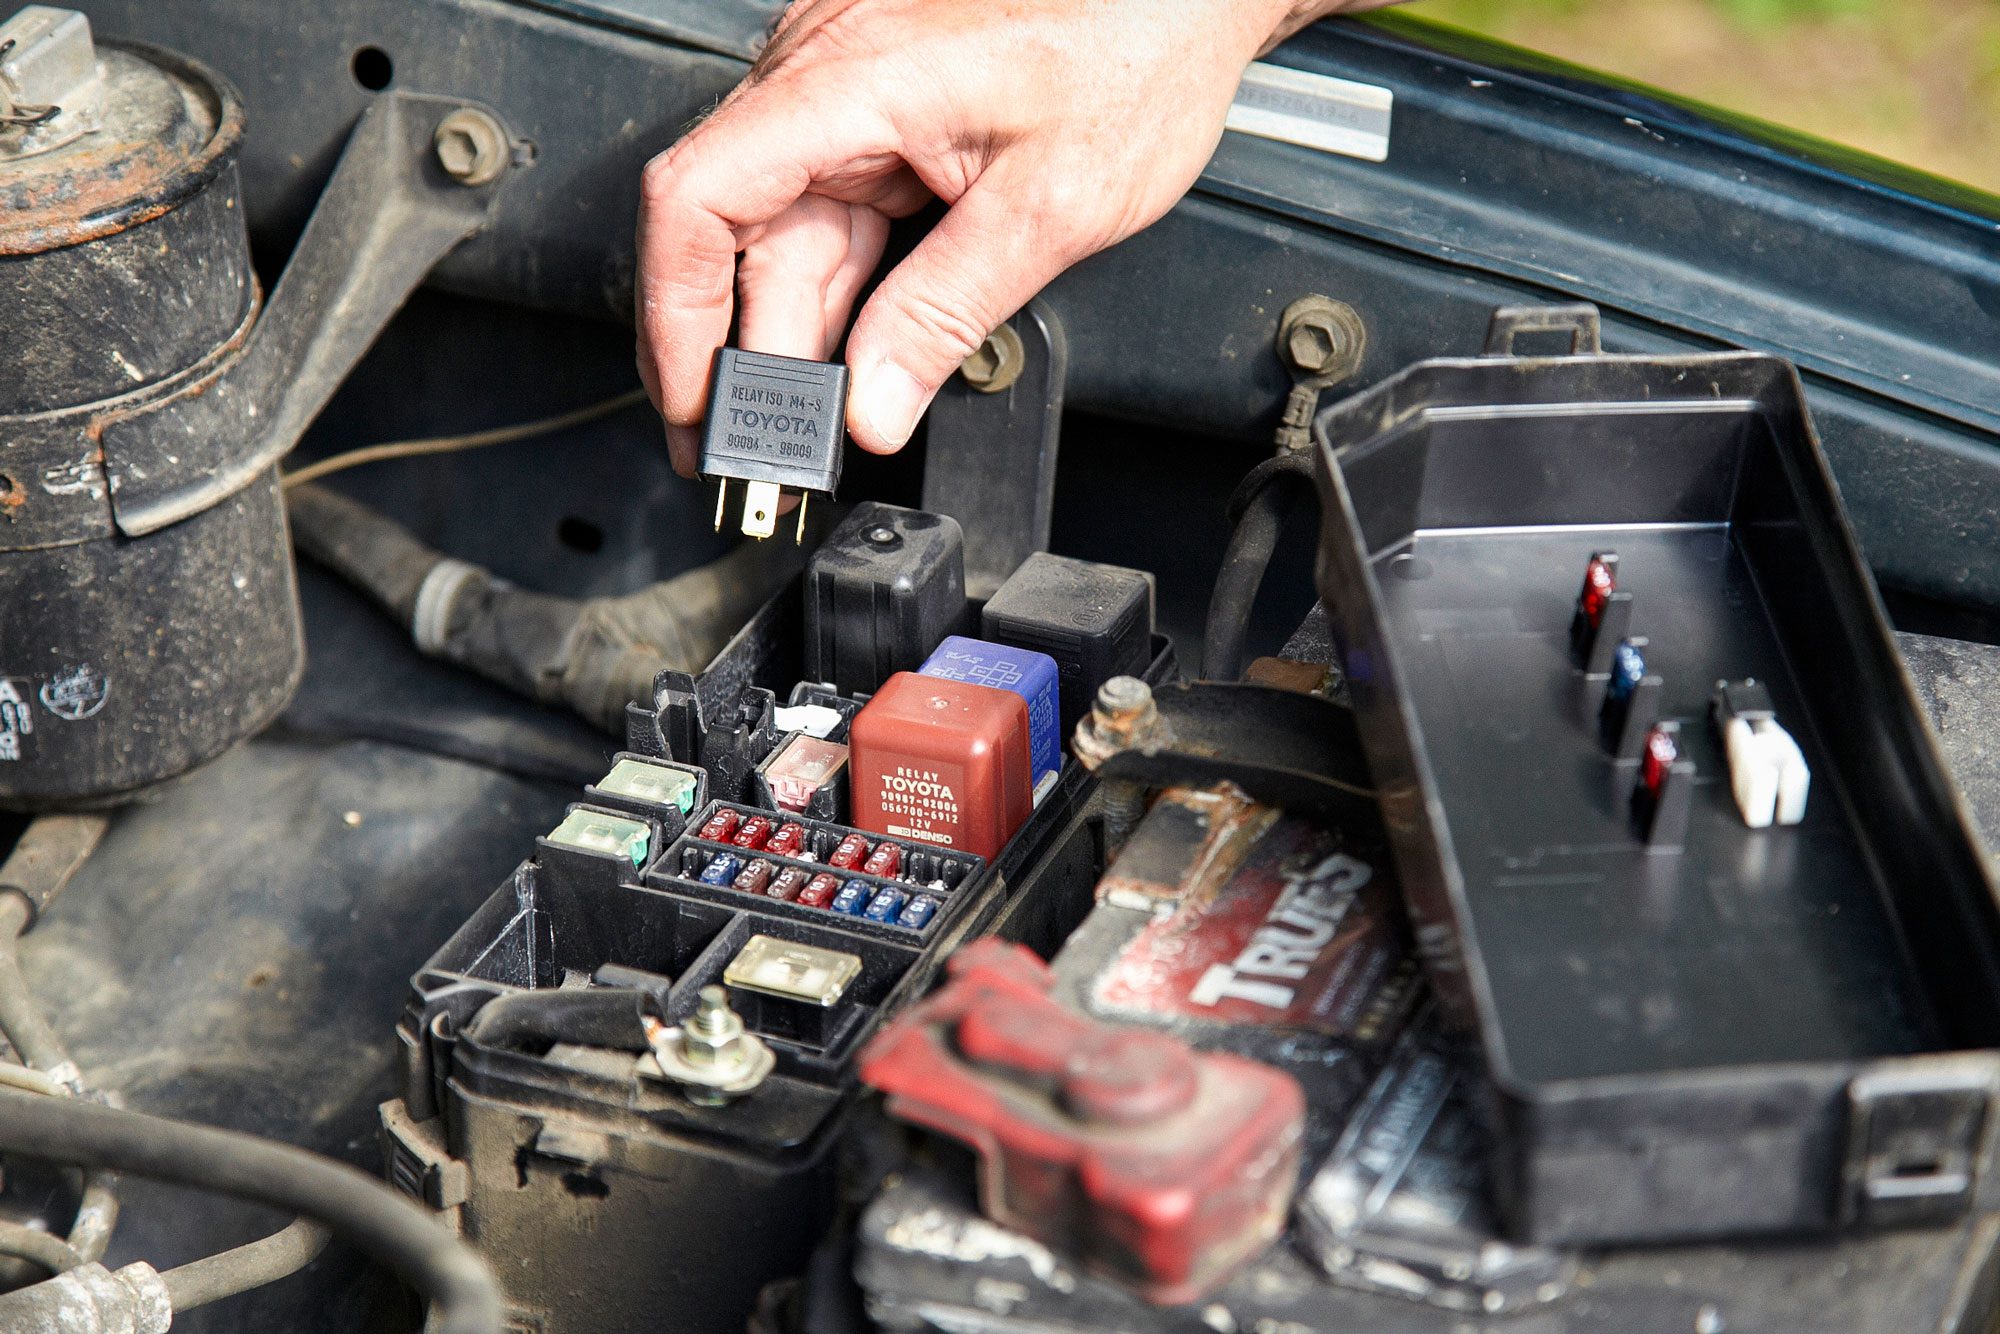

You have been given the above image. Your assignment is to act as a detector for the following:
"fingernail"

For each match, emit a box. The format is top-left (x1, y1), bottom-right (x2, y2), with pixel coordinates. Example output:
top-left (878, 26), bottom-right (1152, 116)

top-left (666, 422), bottom-right (700, 477)
top-left (857, 360), bottom-right (929, 451)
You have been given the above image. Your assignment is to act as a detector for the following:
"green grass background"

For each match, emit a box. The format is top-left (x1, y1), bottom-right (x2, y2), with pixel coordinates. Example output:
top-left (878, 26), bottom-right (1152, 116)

top-left (1408, 0), bottom-right (2000, 191)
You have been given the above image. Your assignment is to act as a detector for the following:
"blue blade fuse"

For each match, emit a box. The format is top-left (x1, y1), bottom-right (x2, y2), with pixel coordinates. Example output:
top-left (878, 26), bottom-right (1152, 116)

top-left (1608, 640), bottom-right (1646, 702)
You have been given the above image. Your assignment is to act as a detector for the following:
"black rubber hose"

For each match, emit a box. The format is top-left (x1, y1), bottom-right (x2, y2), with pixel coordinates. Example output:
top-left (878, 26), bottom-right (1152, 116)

top-left (0, 1091), bottom-right (499, 1334)
top-left (1201, 452), bottom-right (1316, 683)
top-left (160, 1217), bottom-right (331, 1312)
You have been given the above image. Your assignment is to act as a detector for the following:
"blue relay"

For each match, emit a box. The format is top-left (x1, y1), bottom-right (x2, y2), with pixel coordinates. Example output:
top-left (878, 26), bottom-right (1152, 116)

top-left (919, 634), bottom-right (1061, 802)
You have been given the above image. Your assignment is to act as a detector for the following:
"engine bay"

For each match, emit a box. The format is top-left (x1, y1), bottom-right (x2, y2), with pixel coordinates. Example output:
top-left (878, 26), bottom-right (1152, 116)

top-left (7, 4), bottom-right (2000, 1333)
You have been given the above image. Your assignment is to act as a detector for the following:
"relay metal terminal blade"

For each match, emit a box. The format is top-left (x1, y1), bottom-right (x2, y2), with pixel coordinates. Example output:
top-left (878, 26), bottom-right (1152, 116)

top-left (699, 348), bottom-right (849, 542)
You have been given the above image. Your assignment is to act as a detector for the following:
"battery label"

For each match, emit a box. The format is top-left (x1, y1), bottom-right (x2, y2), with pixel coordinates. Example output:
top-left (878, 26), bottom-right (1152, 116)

top-left (875, 764), bottom-right (963, 847)
top-left (1093, 817), bottom-right (1414, 1038)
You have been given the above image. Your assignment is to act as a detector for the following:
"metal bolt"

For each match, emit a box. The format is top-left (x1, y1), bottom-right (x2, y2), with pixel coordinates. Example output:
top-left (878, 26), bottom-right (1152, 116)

top-left (1094, 676), bottom-right (1152, 721)
top-left (959, 323), bottom-right (1026, 394)
top-left (682, 985), bottom-right (742, 1069)
top-left (1276, 295), bottom-right (1366, 383)
top-left (433, 108), bottom-right (508, 186)
top-left (864, 525), bottom-right (901, 547)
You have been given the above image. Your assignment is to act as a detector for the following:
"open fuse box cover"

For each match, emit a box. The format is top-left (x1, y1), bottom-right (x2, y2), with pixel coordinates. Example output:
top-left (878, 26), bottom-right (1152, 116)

top-left (1311, 308), bottom-right (2000, 1248)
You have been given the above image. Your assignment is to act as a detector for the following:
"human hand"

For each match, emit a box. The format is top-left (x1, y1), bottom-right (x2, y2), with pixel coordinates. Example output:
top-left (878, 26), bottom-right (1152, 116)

top-left (636, 0), bottom-right (1383, 474)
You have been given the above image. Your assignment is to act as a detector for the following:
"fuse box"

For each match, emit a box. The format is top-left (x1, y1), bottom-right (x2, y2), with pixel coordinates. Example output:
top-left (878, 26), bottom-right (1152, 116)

top-left (380, 532), bottom-right (1174, 1333)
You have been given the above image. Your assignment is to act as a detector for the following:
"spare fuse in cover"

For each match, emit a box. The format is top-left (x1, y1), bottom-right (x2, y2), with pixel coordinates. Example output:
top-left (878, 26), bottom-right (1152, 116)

top-left (850, 673), bottom-right (1032, 860)
top-left (1711, 679), bottom-right (1811, 829)
top-left (761, 734), bottom-right (849, 814)
top-left (858, 938), bottom-right (1305, 1305)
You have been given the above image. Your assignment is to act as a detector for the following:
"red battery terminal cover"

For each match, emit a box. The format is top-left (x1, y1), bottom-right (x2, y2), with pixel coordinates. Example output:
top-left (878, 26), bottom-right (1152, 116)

top-left (850, 673), bottom-right (1032, 861)
top-left (857, 938), bottom-right (1306, 1305)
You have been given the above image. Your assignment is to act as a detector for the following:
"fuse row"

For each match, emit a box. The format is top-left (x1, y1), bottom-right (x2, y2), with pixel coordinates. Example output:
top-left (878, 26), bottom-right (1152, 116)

top-left (1571, 551), bottom-right (1809, 839)
top-left (682, 845), bottom-right (941, 930)
top-left (695, 806), bottom-right (967, 889)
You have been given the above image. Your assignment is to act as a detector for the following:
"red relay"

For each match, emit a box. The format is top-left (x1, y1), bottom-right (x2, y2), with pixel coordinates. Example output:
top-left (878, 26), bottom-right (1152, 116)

top-left (849, 673), bottom-right (1032, 860)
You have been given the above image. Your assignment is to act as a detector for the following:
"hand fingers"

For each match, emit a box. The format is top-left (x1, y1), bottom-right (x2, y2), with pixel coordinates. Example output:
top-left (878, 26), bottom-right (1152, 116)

top-left (737, 195), bottom-right (890, 361)
top-left (636, 87), bottom-right (895, 452)
top-left (844, 172), bottom-right (1086, 452)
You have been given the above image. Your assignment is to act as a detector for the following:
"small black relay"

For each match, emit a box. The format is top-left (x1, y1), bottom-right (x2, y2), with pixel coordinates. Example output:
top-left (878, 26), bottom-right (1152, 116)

top-left (700, 347), bottom-right (849, 540)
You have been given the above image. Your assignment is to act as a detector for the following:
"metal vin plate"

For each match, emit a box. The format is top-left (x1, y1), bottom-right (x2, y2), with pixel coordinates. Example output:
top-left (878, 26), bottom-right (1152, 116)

top-left (1226, 62), bottom-right (1394, 162)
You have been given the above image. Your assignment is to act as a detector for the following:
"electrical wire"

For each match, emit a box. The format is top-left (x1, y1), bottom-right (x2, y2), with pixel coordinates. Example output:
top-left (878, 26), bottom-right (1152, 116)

top-left (0, 1091), bottom-right (500, 1334)
top-left (280, 387), bottom-right (649, 489)
top-left (1201, 451), bottom-right (1317, 682)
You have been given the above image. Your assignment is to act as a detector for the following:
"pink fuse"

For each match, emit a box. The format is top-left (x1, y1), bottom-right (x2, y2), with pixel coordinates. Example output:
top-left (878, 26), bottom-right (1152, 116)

top-left (761, 735), bottom-right (850, 813)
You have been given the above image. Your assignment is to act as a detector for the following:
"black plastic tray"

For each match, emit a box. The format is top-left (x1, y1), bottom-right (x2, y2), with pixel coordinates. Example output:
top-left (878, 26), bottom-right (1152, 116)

top-left (1310, 306), bottom-right (2000, 1246)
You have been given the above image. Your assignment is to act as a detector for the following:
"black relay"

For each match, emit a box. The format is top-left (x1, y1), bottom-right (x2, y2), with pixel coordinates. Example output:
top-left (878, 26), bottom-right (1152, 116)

top-left (982, 552), bottom-right (1155, 728)
top-left (700, 348), bottom-right (849, 540)
top-left (805, 502), bottom-right (968, 696)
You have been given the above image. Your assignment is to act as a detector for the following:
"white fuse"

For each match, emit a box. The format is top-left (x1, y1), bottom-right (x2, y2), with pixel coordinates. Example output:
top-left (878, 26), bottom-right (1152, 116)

top-left (1714, 680), bottom-right (1810, 830)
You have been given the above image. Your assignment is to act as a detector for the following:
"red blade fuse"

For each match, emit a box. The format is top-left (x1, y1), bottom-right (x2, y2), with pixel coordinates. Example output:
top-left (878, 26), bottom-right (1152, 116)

top-left (1569, 550), bottom-right (1630, 674)
top-left (1578, 553), bottom-right (1617, 629)
top-left (850, 673), bottom-right (1032, 860)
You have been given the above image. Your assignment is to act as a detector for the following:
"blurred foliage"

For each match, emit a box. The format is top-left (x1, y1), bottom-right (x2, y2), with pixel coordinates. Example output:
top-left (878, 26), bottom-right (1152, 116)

top-left (1410, 0), bottom-right (2000, 191)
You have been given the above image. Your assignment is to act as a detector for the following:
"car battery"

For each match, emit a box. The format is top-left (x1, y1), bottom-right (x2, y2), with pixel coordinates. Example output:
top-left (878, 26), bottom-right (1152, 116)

top-left (1311, 323), bottom-right (2000, 1246)
top-left (849, 672), bottom-right (1034, 860)
top-left (852, 1158), bottom-right (2000, 1334)
top-left (1295, 1009), bottom-right (1578, 1315)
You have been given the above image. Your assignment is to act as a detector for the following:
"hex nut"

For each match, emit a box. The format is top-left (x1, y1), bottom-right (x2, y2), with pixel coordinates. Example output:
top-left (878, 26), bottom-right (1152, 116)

top-left (433, 108), bottom-right (508, 186)
top-left (1276, 295), bottom-right (1367, 383)
top-left (959, 323), bottom-right (1026, 394)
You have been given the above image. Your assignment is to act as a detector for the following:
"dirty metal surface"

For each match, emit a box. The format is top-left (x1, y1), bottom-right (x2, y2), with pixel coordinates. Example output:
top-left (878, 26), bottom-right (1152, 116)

top-left (0, 43), bottom-right (240, 255)
top-left (16, 730), bottom-right (572, 1332)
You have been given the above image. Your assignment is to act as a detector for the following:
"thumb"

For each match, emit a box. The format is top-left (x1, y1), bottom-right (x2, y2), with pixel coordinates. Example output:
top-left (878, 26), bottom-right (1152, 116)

top-left (844, 179), bottom-right (1080, 453)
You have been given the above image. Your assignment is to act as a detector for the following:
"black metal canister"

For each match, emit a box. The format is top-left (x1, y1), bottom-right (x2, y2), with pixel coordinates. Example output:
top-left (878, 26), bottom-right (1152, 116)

top-left (0, 16), bottom-right (302, 808)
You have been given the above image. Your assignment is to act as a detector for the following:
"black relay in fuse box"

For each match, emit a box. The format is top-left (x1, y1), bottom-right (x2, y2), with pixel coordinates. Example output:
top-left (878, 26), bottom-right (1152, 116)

top-left (700, 347), bottom-right (849, 540)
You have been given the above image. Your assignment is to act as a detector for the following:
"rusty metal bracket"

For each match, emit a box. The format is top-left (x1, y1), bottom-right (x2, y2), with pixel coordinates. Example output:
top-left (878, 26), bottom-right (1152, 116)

top-left (101, 92), bottom-right (516, 537)
top-left (921, 300), bottom-right (1067, 600)
top-left (1090, 680), bottom-right (1382, 834)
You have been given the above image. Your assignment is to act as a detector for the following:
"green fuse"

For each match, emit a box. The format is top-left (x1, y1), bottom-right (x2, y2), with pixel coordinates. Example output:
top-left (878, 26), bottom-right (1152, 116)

top-left (548, 809), bottom-right (651, 867)
top-left (595, 757), bottom-right (699, 815)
